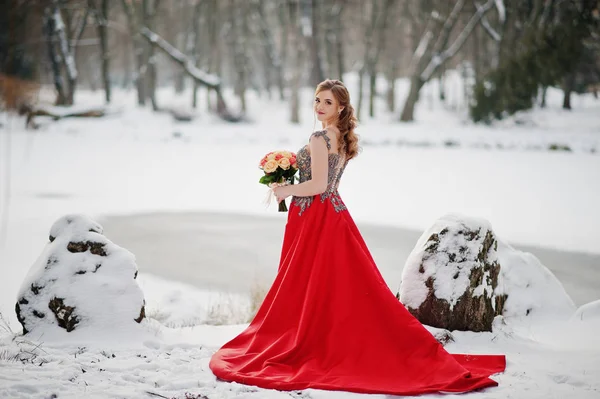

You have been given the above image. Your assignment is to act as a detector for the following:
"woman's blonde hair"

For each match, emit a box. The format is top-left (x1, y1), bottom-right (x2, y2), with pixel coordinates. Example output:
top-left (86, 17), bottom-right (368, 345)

top-left (315, 79), bottom-right (360, 160)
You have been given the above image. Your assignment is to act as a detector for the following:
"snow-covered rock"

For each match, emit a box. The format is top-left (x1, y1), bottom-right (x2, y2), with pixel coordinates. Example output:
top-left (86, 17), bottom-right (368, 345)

top-left (15, 214), bottom-right (146, 335)
top-left (399, 214), bottom-right (504, 332)
top-left (496, 241), bottom-right (575, 323)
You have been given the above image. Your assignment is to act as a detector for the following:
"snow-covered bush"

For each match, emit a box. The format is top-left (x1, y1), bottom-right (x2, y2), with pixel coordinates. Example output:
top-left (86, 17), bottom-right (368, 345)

top-left (495, 241), bottom-right (575, 322)
top-left (399, 214), bottom-right (504, 332)
top-left (15, 214), bottom-right (146, 335)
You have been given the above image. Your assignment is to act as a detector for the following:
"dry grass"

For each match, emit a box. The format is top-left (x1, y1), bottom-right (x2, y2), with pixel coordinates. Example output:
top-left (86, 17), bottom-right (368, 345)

top-left (0, 73), bottom-right (40, 112)
top-left (145, 282), bottom-right (271, 328)
top-left (246, 282), bottom-right (269, 323)
top-left (0, 311), bottom-right (13, 335)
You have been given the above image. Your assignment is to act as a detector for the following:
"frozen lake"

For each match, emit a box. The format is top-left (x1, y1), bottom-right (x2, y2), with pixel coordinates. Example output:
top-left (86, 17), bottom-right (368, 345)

top-left (100, 211), bottom-right (600, 307)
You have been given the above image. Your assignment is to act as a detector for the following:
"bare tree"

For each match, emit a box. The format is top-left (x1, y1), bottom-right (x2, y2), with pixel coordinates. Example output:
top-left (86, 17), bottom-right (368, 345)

top-left (191, 0), bottom-right (204, 108)
top-left (142, 0), bottom-right (159, 111)
top-left (252, 0), bottom-right (284, 100)
top-left (323, 0), bottom-right (345, 81)
top-left (139, 27), bottom-right (234, 120)
top-left (400, 0), bottom-right (501, 122)
top-left (306, 0), bottom-right (325, 86)
top-left (43, 0), bottom-right (78, 105)
top-left (90, 0), bottom-right (111, 103)
top-left (368, 0), bottom-right (393, 118)
top-left (277, 1), bottom-right (289, 100)
top-left (121, 0), bottom-right (146, 105)
top-left (227, 0), bottom-right (251, 113)
top-left (288, 0), bottom-right (306, 124)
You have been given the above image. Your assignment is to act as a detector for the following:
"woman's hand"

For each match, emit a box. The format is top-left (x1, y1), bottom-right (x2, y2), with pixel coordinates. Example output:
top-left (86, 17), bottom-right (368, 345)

top-left (273, 185), bottom-right (293, 203)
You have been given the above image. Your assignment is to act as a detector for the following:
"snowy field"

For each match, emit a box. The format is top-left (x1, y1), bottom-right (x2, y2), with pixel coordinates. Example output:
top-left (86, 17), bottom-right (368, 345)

top-left (0, 73), bottom-right (600, 398)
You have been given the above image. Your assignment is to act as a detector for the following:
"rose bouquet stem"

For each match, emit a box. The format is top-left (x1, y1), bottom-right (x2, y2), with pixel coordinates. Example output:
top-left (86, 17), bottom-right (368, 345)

top-left (278, 198), bottom-right (288, 212)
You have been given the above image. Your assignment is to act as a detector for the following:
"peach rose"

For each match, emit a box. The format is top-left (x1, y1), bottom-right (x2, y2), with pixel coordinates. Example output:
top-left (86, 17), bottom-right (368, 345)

top-left (278, 157), bottom-right (291, 170)
top-left (267, 153), bottom-right (276, 161)
top-left (263, 159), bottom-right (278, 173)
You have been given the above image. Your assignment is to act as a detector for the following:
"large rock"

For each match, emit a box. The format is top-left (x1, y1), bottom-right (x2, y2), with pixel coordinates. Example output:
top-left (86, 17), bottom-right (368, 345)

top-left (399, 214), bottom-right (505, 332)
top-left (15, 214), bottom-right (146, 335)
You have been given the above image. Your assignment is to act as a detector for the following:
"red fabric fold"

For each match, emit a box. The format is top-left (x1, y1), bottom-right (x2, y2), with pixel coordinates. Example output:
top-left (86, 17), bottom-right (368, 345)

top-left (210, 195), bottom-right (505, 395)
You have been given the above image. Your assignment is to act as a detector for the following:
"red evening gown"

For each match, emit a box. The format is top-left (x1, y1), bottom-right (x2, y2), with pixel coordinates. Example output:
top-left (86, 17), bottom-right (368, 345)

top-left (209, 131), bottom-right (505, 396)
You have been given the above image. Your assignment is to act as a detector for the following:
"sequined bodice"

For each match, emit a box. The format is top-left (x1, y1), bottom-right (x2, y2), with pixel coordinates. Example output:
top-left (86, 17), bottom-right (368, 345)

top-left (292, 130), bottom-right (348, 216)
top-left (296, 148), bottom-right (347, 190)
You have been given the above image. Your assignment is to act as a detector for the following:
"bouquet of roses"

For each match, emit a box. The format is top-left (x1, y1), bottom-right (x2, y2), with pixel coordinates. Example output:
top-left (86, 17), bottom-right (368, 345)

top-left (259, 150), bottom-right (298, 212)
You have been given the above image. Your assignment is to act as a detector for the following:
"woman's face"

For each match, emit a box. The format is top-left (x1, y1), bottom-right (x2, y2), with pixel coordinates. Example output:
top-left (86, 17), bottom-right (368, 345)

top-left (314, 90), bottom-right (342, 124)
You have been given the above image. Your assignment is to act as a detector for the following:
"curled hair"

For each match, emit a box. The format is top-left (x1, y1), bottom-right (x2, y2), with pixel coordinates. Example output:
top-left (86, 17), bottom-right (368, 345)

top-left (315, 79), bottom-right (360, 160)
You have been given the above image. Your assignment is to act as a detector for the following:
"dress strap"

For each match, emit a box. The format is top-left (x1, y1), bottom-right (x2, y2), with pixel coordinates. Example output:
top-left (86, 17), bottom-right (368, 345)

top-left (310, 130), bottom-right (331, 151)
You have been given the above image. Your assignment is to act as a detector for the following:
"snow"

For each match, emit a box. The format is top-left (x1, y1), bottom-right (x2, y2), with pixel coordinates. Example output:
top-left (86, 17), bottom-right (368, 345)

top-left (572, 300), bottom-right (600, 322)
top-left (0, 71), bottom-right (599, 398)
top-left (16, 214), bottom-right (145, 336)
top-left (496, 240), bottom-right (576, 323)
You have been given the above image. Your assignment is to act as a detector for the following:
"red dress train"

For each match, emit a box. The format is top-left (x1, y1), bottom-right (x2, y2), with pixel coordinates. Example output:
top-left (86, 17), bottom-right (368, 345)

top-left (209, 132), bottom-right (505, 396)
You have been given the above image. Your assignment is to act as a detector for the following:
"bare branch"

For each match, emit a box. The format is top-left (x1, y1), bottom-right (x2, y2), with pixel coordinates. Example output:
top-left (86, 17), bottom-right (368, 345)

top-left (494, 0), bottom-right (506, 23)
top-left (478, 2), bottom-right (501, 41)
top-left (430, 0), bottom-right (466, 56)
top-left (70, 5), bottom-right (91, 54)
top-left (421, 0), bottom-right (496, 81)
top-left (140, 27), bottom-right (220, 89)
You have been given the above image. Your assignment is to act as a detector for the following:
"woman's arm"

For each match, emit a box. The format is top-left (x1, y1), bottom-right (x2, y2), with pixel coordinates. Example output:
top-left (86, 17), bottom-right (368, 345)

top-left (273, 134), bottom-right (329, 201)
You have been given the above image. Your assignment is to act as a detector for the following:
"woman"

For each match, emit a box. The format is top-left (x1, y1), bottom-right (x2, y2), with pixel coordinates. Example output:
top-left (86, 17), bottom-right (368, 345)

top-left (209, 79), bottom-right (505, 396)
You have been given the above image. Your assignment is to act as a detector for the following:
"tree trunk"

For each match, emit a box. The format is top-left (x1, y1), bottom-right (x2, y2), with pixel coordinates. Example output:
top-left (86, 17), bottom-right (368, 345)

top-left (368, 0), bottom-right (393, 118)
top-left (143, 0), bottom-right (159, 111)
top-left (121, 0), bottom-right (146, 105)
top-left (386, 64), bottom-right (396, 112)
top-left (368, 72), bottom-right (376, 117)
top-left (255, 0), bottom-right (283, 101)
top-left (335, 6), bottom-right (344, 80)
top-left (230, 0), bottom-right (248, 113)
top-left (278, 3), bottom-right (288, 100)
top-left (540, 86), bottom-right (547, 108)
top-left (288, 0), bottom-right (303, 124)
top-left (400, 76), bottom-right (424, 122)
top-left (174, 2), bottom-right (189, 94)
top-left (134, 37), bottom-right (146, 106)
top-left (439, 66), bottom-right (446, 101)
top-left (97, 0), bottom-right (111, 103)
top-left (308, 0), bottom-right (324, 87)
top-left (43, 7), bottom-right (67, 105)
top-left (191, 0), bottom-right (203, 109)
top-left (357, 68), bottom-right (365, 120)
top-left (52, 1), bottom-right (77, 105)
top-left (562, 74), bottom-right (574, 110)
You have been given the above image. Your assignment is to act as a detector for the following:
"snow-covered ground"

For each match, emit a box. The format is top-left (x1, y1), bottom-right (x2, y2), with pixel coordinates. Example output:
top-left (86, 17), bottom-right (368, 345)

top-left (0, 73), bottom-right (599, 398)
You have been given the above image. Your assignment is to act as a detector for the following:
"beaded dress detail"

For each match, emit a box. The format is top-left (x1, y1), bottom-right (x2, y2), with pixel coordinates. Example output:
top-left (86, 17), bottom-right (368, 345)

top-left (291, 130), bottom-right (348, 215)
